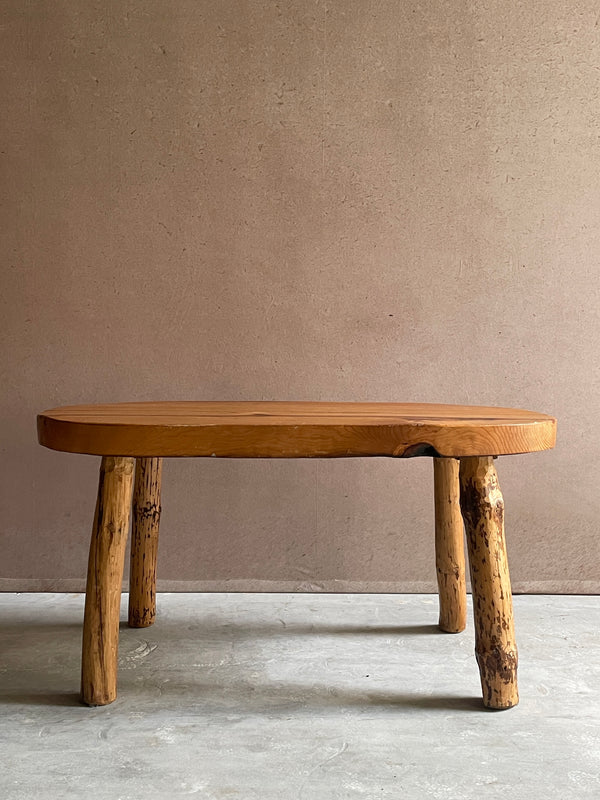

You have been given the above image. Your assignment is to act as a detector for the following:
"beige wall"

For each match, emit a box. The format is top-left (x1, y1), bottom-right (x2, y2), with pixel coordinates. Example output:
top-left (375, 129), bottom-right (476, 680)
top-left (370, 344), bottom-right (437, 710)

top-left (2, 1), bottom-right (598, 592)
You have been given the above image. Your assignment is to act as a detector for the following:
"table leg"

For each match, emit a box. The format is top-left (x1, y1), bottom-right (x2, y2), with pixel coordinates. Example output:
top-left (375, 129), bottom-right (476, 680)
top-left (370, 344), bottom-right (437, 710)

top-left (128, 457), bottom-right (163, 628)
top-left (81, 456), bottom-right (134, 706)
top-left (459, 456), bottom-right (519, 709)
top-left (434, 457), bottom-right (466, 633)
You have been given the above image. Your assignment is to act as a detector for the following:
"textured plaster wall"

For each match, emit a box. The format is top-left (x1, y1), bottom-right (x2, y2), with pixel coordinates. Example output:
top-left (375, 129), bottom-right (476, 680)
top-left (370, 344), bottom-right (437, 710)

top-left (2, 1), bottom-right (598, 592)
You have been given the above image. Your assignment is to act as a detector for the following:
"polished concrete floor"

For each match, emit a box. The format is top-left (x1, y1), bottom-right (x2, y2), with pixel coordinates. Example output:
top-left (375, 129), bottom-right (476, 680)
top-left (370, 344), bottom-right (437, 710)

top-left (1, 593), bottom-right (599, 799)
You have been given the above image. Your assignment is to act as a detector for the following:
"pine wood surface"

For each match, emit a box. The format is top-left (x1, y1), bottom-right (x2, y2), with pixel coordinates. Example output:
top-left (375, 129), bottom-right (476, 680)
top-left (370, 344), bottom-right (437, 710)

top-left (37, 401), bottom-right (556, 458)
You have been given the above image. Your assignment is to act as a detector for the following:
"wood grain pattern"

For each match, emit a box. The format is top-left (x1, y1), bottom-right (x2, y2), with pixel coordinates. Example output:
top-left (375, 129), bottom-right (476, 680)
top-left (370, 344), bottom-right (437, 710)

top-left (460, 456), bottom-right (519, 710)
top-left (434, 458), bottom-right (466, 633)
top-left (128, 457), bottom-right (162, 629)
top-left (81, 456), bottom-right (134, 706)
top-left (37, 401), bottom-right (556, 458)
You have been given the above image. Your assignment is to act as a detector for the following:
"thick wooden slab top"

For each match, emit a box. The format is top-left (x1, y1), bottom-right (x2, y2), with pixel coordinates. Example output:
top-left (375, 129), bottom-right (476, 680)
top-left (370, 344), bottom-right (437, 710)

top-left (37, 402), bottom-right (556, 458)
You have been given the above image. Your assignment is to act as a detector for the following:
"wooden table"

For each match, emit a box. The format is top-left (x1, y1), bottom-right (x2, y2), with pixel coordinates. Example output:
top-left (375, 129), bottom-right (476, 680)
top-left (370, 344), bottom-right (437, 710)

top-left (37, 401), bottom-right (556, 710)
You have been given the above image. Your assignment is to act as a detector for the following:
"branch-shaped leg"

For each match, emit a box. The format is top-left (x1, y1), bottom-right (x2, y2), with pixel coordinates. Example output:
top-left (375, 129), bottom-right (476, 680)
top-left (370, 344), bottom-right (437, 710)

top-left (460, 456), bottom-right (518, 709)
top-left (434, 458), bottom-right (466, 633)
top-left (81, 456), bottom-right (134, 706)
top-left (128, 457), bottom-right (163, 628)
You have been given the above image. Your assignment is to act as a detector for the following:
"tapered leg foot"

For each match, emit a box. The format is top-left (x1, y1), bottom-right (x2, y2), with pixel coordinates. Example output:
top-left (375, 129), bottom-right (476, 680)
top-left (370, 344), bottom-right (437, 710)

top-left (81, 456), bottom-right (135, 706)
top-left (459, 457), bottom-right (518, 709)
top-left (128, 457), bottom-right (163, 628)
top-left (434, 458), bottom-right (466, 633)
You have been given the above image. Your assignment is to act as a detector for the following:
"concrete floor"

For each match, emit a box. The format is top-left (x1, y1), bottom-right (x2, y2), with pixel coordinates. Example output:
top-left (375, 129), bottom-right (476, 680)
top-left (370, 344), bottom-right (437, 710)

top-left (1, 593), bottom-right (599, 799)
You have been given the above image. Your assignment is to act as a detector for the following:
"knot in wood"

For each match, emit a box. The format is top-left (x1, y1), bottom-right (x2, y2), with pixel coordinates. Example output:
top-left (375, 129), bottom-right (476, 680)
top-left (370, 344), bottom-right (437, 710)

top-left (133, 501), bottom-right (161, 521)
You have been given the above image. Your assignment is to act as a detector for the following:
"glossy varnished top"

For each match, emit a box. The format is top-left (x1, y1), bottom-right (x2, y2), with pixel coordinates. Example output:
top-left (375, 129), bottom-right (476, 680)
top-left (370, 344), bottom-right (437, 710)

top-left (37, 401), bottom-right (556, 458)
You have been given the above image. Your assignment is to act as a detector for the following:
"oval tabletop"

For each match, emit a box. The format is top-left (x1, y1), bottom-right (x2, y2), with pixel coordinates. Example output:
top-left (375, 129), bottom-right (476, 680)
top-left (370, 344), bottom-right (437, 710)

top-left (37, 401), bottom-right (556, 458)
